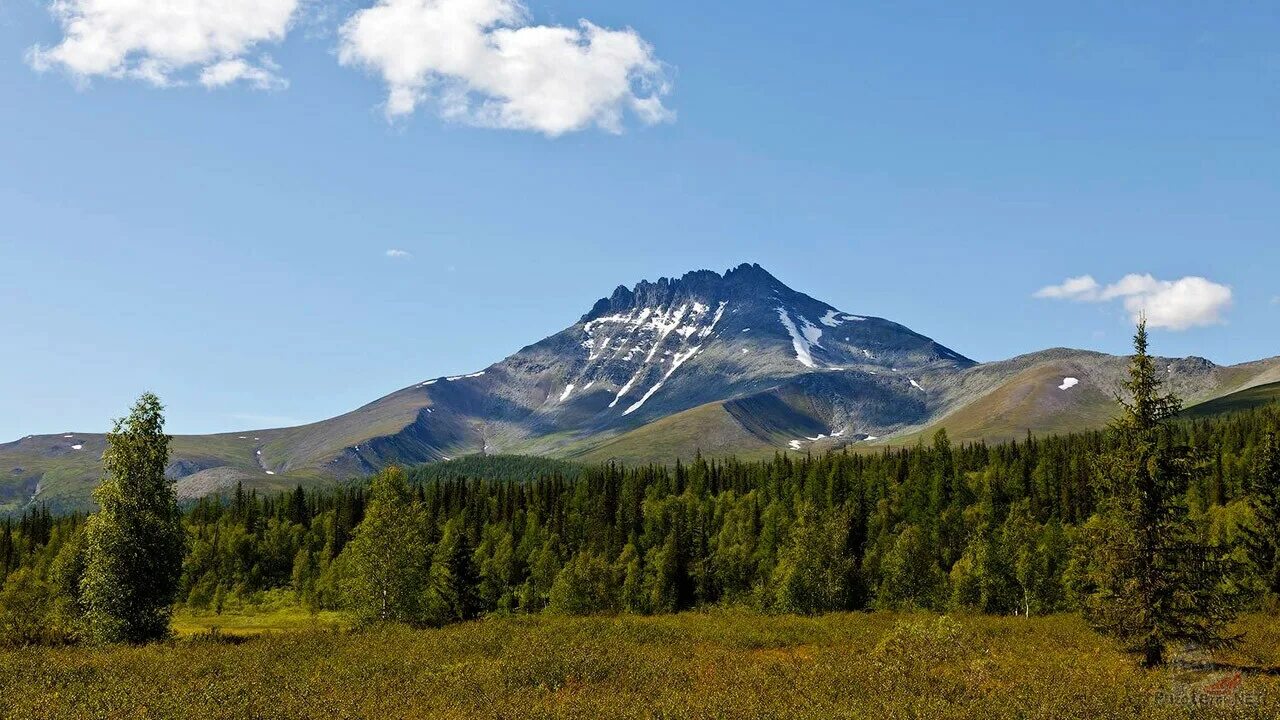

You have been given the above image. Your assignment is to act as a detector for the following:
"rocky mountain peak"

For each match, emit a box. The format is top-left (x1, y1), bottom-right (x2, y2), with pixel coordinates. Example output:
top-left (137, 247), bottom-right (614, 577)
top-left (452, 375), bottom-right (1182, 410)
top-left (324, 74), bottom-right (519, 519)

top-left (582, 263), bottom-right (788, 323)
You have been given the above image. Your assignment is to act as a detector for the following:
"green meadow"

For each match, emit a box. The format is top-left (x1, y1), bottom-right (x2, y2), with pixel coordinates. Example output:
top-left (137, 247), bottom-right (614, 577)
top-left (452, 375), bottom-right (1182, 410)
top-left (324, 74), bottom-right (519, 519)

top-left (4, 610), bottom-right (1278, 719)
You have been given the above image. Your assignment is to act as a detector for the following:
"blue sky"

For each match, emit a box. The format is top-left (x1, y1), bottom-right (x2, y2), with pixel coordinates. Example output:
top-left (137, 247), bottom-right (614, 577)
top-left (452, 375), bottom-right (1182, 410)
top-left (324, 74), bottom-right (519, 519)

top-left (1, 0), bottom-right (1278, 440)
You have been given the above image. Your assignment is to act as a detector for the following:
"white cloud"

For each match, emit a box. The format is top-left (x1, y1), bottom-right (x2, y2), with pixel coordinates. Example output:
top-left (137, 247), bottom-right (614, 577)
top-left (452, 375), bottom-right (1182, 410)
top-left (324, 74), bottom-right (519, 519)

top-left (27, 0), bottom-right (298, 88)
top-left (200, 58), bottom-right (288, 90)
top-left (337, 0), bottom-right (672, 135)
top-left (1035, 273), bottom-right (1233, 331)
top-left (1033, 275), bottom-right (1100, 301)
top-left (386, 249), bottom-right (412, 258)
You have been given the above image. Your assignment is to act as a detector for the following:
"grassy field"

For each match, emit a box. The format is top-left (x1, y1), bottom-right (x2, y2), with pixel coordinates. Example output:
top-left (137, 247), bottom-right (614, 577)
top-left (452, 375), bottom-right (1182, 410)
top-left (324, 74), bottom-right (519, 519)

top-left (171, 606), bottom-right (348, 636)
top-left (3, 610), bottom-right (1279, 719)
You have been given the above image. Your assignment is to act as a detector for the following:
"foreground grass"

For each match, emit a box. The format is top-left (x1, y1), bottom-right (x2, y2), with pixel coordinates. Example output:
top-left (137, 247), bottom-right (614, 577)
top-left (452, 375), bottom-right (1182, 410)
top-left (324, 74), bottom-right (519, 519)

top-left (3, 611), bottom-right (1278, 719)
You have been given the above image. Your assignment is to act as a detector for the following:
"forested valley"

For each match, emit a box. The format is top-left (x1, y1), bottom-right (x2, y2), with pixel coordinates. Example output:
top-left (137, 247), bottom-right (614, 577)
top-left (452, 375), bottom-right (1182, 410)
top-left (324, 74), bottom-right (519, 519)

top-left (5, 398), bottom-right (1277, 641)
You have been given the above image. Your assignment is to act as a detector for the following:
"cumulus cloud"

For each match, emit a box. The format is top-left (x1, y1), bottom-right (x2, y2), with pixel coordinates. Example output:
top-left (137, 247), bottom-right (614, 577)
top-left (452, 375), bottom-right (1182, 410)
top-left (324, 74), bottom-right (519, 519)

top-left (1034, 273), bottom-right (1233, 331)
top-left (27, 0), bottom-right (298, 88)
top-left (337, 0), bottom-right (672, 135)
top-left (386, 249), bottom-right (412, 258)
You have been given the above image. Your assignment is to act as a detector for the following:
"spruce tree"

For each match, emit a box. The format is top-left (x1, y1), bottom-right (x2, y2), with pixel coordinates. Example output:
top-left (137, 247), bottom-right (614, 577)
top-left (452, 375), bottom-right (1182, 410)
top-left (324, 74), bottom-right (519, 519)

top-left (1080, 320), bottom-right (1239, 666)
top-left (1242, 432), bottom-right (1280, 597)
top-left (427, 518), bottom-right (481, 623)
top-left (80, 393), bottom-right (185, 644)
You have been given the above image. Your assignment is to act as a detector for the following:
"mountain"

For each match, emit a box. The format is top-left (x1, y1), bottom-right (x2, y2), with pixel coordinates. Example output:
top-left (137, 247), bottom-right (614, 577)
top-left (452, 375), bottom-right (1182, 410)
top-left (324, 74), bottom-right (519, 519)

top-left (3, 263), bottom-right (1278, 513)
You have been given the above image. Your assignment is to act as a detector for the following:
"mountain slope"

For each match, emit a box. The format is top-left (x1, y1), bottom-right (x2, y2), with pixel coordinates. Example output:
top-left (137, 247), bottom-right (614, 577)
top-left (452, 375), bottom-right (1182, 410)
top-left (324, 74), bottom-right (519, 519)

top-left (877, 350), bottom-right (1280, 446)
top-left (1181, 380), bottom-right (1280, 420)
top-left (3, 263), bottom-right (1276, 512)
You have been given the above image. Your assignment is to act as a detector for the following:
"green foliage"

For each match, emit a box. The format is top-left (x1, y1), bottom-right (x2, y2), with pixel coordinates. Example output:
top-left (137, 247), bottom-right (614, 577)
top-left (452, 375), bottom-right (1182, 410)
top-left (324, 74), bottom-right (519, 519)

top-left (1078, 321), bottom-right (1241, 666)
top-left (770, 504), bottom-right (853, 614)
top-left (425, 517), bottom-right (481, 624)
top-left (341, 466), bottom-right (429, 626)
top-left (80, 393), bottom-right (185, 644)
top-left (547, 551), bottom-right (619, 615)
top-left (408, 454), bottom-right (584, 484)
top-left (0, 569), bottom-right (60, 646)
top-left (875, 524), bottom-right (946, 610)
top-left (1242, 433), bottom-right (1280, 596)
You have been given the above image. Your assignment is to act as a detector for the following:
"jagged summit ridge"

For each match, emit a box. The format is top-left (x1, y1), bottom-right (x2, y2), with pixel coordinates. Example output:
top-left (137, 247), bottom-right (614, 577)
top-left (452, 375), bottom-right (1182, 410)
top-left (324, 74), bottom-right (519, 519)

top-left (582, 263), bottom-right (784, 322)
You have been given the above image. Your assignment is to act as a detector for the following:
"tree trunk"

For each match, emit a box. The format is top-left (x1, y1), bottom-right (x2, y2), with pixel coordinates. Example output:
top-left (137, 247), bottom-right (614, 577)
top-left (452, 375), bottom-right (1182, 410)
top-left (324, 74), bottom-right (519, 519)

top-left (1142, 639), bottom-right (1164, 668)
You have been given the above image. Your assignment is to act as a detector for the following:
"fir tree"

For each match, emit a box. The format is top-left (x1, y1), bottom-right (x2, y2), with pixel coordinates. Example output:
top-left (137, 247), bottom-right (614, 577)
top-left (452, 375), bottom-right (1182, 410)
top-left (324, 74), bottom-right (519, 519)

top-left (427, 518), bottom-right (481, 624)
top-left (1079, 320), bottom-right (1240, 667)
top-left (1242, 432), bottom-right (1280, 596)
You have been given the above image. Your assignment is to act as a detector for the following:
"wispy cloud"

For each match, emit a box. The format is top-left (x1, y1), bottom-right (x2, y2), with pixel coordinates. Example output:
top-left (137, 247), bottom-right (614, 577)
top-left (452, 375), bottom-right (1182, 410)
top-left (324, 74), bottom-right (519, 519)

top-left (200, 57), bottom-right (288, 91)
top-left (386, 249), bottom-right (412, 259)
top-left (1033, 275), bottom-right (1100, 301)
top-left (337, 0), bottom-right (672, 135)
top-left (1034, 273), bottom-right (1233, 331)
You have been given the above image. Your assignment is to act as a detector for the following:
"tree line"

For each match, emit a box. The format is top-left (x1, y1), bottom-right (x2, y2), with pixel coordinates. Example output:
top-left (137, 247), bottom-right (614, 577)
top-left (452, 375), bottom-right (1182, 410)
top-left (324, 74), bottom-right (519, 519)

top-left (2, 323), bottom-right (1279, 665)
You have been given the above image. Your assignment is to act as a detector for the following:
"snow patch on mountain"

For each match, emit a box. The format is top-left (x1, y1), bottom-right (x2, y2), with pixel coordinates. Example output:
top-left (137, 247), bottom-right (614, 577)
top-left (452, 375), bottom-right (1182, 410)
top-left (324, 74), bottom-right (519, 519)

top-left (777, 307), bottom-right (823, 368)
top-left (700, 302), bottom-right (727, 338)
top-left (624, 345), bottom-right (701, 416)
top-left (1059, 377), bottom-right (1079, 390)
top-left (444, 372), bottom-right (485, 382)
top-left (609, 375), bottom-right (638, 408)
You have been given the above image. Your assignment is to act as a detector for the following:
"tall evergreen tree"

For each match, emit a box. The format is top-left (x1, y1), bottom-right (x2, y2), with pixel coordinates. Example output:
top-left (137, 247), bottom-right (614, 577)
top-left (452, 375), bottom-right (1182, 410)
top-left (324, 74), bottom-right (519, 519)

top-left (427, 518), bottom-right (481, 623)
top-left (80, 393), bottom-right (185, 644)
top-left (1242, 432), bottom-right (1280, 597)
top-left (1078, 320), bottom-right (1239, 666)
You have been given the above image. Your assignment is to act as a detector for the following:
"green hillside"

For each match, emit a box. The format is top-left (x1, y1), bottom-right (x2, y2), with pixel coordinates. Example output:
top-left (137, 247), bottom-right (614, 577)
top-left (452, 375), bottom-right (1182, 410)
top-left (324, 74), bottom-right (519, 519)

top-left (1181, 380), bottom-right (1280, 419)
top-left (573, 402), bottom-right (781, 464)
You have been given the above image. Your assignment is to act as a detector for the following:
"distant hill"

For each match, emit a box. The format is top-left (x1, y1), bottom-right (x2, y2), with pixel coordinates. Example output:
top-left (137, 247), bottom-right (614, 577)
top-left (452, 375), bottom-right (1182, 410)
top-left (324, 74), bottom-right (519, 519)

top-left (1181, 380), bottom-right (1280, 420)
top-left (3, 263), bottom-right (1277, 512)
